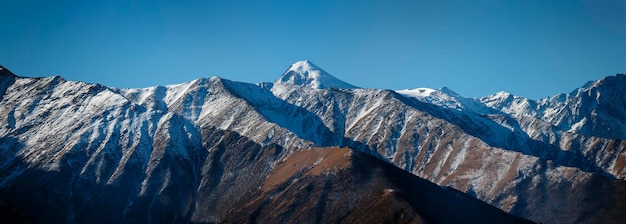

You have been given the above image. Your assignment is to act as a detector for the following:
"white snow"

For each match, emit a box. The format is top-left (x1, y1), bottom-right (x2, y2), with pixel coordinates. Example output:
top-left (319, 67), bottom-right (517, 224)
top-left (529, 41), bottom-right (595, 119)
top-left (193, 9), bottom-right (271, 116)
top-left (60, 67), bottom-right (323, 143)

top-left (396, 88), bottom-right (463, 110)
top-left (2, 61), bottom-right (626, 219)
top-left (396, 88), bottom-right (437, 98)
top-left (275, 60), bottom-right (357, 89)
top-left (164, 79), bottom-right (198, 106)
top-left (570, 117), bottom-right (587, 132)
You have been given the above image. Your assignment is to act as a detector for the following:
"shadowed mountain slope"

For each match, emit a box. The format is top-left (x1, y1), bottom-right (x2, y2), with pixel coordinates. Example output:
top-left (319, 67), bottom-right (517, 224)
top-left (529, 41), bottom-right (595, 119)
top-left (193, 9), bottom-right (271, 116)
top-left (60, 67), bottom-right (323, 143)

top-left (225, 147), bottom-right (532, 224)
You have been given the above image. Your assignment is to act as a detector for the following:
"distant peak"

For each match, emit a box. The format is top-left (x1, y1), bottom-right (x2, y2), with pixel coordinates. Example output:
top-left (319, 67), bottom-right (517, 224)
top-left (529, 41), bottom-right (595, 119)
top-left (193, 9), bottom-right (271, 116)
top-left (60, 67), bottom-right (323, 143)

top-left (275, 60), bottom-right (357, 89)
top-left (439, 86), bottom-right (460, 97)
top-left (494, 91), bottom-right (511, 96)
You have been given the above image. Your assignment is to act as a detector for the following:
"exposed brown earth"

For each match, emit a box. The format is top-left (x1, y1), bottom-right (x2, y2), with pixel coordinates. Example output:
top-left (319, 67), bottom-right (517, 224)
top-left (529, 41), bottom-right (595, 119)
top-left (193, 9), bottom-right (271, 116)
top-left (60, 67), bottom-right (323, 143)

top-left (224, 147), bottom-right (532, 224)
top-left (263, 146), bottom-right (352, 190)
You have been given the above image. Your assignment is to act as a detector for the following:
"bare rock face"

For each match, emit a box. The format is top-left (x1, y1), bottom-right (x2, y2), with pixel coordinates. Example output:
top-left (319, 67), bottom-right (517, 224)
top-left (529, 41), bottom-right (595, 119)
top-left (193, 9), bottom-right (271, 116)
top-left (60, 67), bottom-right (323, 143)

top-left (0, 63), bottom-right (625, 223)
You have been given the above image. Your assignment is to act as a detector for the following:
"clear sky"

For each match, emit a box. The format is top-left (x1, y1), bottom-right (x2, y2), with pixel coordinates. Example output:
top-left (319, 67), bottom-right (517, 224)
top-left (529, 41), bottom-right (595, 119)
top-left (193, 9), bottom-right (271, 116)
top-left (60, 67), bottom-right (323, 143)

top-left (1, 0), bottom-right (625, 99)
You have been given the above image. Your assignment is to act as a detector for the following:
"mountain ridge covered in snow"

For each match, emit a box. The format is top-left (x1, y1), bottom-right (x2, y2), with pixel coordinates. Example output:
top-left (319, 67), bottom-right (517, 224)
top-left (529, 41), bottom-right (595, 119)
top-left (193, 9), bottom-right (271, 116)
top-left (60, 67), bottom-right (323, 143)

top-left (1, 61), bottom-right (625, 223)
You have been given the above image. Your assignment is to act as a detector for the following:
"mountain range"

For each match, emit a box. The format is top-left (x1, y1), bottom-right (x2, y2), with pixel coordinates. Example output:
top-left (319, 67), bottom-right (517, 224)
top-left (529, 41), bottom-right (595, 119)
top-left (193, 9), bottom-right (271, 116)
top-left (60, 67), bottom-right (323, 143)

top-left (1, 61), bottom-right (625, 223)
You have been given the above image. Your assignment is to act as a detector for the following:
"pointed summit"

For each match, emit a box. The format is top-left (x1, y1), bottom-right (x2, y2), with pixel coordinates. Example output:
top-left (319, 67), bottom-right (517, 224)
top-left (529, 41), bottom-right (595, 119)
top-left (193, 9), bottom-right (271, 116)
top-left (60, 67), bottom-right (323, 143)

top-left (275, 60), bottom-right (357, 89)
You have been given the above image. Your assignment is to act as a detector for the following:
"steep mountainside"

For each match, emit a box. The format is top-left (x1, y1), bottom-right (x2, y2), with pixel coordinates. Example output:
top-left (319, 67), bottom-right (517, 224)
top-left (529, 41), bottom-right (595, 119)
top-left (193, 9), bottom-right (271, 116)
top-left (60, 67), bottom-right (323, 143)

top-left (1, 62), bottom-right (625, 223)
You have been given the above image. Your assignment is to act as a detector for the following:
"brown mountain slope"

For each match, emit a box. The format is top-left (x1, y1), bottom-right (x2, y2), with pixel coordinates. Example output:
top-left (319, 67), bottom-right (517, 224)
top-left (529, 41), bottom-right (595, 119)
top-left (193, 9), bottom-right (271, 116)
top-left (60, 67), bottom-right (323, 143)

top-left (223, 147), bottom-right (533, 224)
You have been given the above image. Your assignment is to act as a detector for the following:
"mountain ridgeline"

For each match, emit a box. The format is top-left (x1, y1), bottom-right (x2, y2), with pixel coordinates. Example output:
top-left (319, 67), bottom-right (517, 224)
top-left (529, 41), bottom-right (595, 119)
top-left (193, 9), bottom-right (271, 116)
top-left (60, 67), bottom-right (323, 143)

top-left (1, 61), bottom-right (625, 223)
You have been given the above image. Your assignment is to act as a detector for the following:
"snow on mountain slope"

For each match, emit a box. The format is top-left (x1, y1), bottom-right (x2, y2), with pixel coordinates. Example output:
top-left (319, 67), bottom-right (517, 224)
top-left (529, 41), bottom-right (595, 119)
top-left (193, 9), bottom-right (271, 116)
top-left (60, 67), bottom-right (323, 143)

top-left (397, 88), bottom-right (461, 109)
top-left (115, 76), bottom-right (336, 149)
top-left (481, 74), bottom-right (626, 140)
top-left (270, 67), bottom-right (626, 223)
top-left (0, 73), bottom-right (294, 223)
top-left (0, 70), bottom-right (532, 223)
top-left (117, 63), bottom-right (626, 223)
top-left (275, 60), bottom-right (357, 89)
top-left (2, 62), bottom-right (626, 223)
top-left (0, 75), bottom-right (193, 182)
top-left (396, 87), bottom-right (497, 114)
top-left (0, 75), bottom-right (216, 221)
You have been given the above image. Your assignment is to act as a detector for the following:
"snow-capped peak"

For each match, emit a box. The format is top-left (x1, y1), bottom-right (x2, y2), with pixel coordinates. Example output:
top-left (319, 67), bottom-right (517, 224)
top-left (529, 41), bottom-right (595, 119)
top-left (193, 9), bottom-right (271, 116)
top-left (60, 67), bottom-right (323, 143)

top-left (439, 86), bottom-right (460, 97)
top-left (492, 91), bottom-right (514, 100)
top-left (275, 60), bottom-right (357, 89)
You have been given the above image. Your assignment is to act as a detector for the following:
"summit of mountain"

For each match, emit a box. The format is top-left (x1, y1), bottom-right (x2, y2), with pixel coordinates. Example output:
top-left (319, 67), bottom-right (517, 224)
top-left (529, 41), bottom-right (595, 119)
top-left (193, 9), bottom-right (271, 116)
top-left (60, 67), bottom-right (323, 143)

top-left (275, 60), bottom-right (357, 89)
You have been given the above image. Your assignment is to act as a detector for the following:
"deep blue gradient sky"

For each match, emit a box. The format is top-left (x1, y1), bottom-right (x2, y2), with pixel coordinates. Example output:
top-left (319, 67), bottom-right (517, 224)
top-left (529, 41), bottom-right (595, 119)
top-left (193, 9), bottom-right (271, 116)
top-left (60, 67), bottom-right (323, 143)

top-left (2, 0), bottom-right (625, 99)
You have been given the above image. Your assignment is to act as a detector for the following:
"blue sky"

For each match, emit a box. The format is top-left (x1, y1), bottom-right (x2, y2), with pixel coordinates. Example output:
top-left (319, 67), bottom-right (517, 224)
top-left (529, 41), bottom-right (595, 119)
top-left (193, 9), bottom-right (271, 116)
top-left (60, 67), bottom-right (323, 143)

top-left (1, 0), bottom-right (625, 99)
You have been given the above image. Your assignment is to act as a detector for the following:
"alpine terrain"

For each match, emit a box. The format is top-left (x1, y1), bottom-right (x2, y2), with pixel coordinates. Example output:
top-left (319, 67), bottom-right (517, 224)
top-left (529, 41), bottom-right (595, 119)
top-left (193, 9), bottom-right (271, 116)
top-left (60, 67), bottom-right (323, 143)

top-left (1, 61), bottom-right (625, 223)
